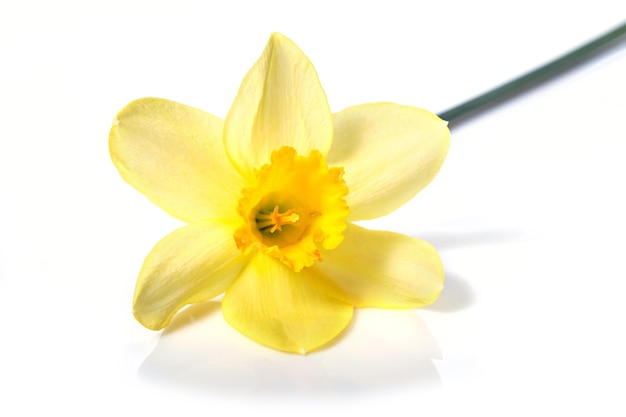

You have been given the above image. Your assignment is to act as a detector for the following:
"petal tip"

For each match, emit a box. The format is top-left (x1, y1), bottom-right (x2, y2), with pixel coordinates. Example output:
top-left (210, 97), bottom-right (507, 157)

top-left (269, 32), bottom-right (291, 45)
top-left (133, 308), bottom-right (168, 331)
top-left (269, 31), bottom-right (285, 40)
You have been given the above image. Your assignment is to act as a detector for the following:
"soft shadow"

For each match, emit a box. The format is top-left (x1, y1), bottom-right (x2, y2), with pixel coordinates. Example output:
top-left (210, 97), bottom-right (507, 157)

top-left (138, 303), bottom-right (441, 397)
top-left (413, 228), bottom-right (521, 312)
top-left (426, 271), bottom-right (475, 312)
top-left (418, 229), bottom-right (523, 251)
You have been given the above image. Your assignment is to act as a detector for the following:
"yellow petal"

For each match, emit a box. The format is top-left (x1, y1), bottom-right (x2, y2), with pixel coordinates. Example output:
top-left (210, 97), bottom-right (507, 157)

top-left (223, 33), bottom-right (333, 178)
top-left (133, 220), bottom-right (247, 330)
top-left (222, 254), bottom-right (353, 353)
top-left (316, 223), bottom-right (444, 308)
top-left (328, 103), bottom-right (450, 220)
top-left (109, 97), bottom-right (245, 223)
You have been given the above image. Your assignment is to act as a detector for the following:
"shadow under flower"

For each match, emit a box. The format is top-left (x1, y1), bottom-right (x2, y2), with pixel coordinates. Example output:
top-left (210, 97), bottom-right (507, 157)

top-left (418, 228), bottom-right (523, 252)
top-left (138, 302), bottom-right (442, 397)
top-left (426, 270), bottom-right (475, 313)
top-left (416, 227), bottom-right (523, 312)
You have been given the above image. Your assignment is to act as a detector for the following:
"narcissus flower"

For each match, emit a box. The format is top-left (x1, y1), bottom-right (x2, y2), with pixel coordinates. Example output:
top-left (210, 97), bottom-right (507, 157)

top-left (109, 33), bottom-right (450, 354)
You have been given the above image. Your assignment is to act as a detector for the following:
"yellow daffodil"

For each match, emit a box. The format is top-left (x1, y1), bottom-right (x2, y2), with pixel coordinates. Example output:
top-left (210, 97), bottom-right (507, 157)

top-left (109, 33), bottom-right (450, 354)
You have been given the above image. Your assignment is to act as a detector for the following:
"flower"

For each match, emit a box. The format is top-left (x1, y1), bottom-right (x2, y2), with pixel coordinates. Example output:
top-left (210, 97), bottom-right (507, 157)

top-left (109, 33), bottom-right (450, 354)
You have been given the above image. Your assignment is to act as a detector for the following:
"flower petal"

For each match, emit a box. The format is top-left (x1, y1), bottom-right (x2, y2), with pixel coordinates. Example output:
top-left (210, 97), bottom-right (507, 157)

top-left (328, 103), bottom-right (450, 220)
top-left (222, 254), bottom-right (353, 353)
top-left (109, 97), bottom-right (245, 223)
top-left (133, 220), bottom-right (247, 330)
top-left (316, 223), bottom-right (444, 308)
top-left (223, 33), bottom-right (333, 178)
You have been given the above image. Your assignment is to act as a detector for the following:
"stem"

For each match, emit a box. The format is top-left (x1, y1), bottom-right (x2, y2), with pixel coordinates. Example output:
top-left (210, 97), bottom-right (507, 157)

top-left (438, 21), bottom-right (626, 126)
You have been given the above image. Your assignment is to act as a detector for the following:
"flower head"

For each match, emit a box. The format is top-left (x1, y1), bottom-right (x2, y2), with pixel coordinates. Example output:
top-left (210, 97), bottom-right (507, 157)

top-left (109, 33), bottom-right (450, 353)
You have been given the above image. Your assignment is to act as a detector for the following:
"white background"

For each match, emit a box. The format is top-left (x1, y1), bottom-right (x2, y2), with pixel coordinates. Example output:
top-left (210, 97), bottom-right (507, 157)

top-left (1, 1), bottom-right (625, 415)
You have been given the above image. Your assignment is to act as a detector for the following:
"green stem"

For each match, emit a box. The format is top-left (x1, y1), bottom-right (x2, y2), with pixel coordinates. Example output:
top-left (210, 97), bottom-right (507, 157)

top-left (438, 21), bottom-right (626, 125)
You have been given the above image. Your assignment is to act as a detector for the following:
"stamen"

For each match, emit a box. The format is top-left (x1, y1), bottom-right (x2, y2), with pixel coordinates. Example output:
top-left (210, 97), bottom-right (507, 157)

top-left (256, 205), bottom-right (300, 233)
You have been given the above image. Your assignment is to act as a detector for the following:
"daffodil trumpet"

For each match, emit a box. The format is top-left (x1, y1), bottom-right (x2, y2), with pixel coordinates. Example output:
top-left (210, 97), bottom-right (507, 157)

top-left (109, 33), bottom-right (450, 353)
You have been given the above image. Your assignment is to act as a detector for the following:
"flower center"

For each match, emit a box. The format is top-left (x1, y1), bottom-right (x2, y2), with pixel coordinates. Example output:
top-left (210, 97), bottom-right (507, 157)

top-left (234, 146), bottom-right (349, 272)
top-left (255, 205), bottom-right (300, 234)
